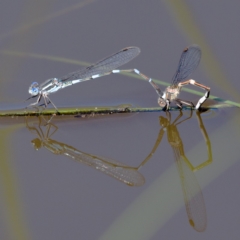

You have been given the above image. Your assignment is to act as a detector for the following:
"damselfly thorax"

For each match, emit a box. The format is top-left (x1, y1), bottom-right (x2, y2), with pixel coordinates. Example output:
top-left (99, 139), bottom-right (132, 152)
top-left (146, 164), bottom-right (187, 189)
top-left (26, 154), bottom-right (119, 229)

top-left (164, 85), bottom-right (182, 101)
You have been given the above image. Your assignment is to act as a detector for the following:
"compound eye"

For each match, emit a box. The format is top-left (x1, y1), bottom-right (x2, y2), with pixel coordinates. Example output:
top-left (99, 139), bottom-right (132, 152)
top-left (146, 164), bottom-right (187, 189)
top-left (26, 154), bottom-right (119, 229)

top-left (29, 82), bottom-right (39, 96)
top-left (158, 98), bottom-right (166, 108)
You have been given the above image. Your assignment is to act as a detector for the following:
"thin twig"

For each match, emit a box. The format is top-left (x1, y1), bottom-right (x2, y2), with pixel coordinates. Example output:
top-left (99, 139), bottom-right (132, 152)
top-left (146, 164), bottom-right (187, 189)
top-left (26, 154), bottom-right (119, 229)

top-left (0, 102), bottom-right (233, 117)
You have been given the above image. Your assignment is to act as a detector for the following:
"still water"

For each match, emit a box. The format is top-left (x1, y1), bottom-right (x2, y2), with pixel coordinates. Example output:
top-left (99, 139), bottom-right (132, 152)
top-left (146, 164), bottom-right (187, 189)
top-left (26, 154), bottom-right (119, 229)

top-left (0, 106), bottom-right (239, 240)
top-left (0, 0), bottom-right (240, 239)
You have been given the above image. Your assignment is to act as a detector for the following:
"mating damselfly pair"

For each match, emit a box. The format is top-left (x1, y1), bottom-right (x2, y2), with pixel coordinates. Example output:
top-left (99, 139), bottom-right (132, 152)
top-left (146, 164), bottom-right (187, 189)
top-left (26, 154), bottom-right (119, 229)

top-left (27, 45), bottom-right (210, 111)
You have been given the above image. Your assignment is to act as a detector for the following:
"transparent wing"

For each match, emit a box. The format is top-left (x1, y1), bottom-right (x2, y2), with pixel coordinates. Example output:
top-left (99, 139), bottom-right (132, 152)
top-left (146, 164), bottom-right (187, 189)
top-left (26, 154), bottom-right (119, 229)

top-left (173, 147), bottom-right (207, 232)
top-left (60, 46), bottom-right (141, 82)
top-left (171, 44), bottom-right (201, 86)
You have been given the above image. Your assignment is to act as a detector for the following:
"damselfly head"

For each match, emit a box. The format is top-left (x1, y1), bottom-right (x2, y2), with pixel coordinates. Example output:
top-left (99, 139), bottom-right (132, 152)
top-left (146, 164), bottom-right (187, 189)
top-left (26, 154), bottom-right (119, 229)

top-left (158, 97), bottom-right (167, 108)
top-left (29, 82), bottom-right (39, 96)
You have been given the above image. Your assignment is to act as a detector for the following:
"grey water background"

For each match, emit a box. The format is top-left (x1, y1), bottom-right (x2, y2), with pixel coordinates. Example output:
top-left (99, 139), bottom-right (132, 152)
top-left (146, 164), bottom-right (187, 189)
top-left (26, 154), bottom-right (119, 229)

top-left (0, 0), bottom-right (240, 239)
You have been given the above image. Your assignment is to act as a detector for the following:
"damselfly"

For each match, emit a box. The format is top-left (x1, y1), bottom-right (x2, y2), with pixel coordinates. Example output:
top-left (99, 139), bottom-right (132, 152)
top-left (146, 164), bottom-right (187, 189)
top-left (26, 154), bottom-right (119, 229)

top-left (27, 45), bottom-right (210, 111)
top-left (137, 44), bottom-right (210, 110)
top-left (27, 46), bottom-right (142, 110)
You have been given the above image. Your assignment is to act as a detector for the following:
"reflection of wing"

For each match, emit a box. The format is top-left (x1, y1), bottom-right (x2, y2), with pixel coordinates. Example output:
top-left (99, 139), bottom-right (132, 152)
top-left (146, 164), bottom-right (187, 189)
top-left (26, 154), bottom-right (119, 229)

top-left (57, 143), bottom-right (145, 187)
top-left (171, 45), bottom-right (201, 86)
top-left (61, 47), bottom-right (140, 82)
top-left (173, 147), bottom-right (207, 232)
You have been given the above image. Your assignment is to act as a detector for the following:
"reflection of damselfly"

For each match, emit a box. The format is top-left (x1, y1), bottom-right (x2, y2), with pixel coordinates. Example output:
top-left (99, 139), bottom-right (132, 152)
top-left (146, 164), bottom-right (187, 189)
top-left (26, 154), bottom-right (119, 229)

top-left (140, 111), bottom-right (212, 232)
top-left (138, 45), bottom-right (210, 110)
top-left (25, 112), bottom-right (212, 230)
top-left (25, 116), bottom-right (145, 187)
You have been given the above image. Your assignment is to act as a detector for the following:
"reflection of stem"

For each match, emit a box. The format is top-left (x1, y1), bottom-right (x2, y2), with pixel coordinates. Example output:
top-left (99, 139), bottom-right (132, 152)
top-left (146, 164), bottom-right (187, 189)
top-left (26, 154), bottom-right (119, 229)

top-left (25, 116), bottom-right (145, 187)
top-left (138, 111), bottom-right (211, 232)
